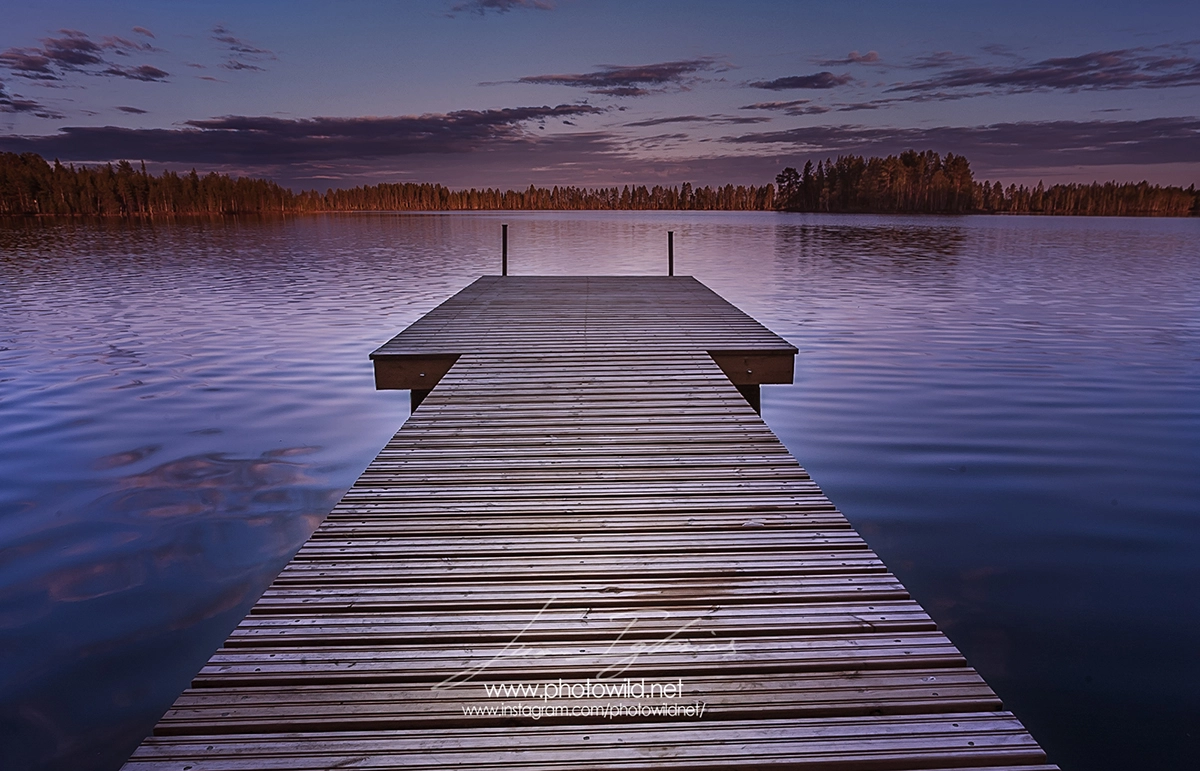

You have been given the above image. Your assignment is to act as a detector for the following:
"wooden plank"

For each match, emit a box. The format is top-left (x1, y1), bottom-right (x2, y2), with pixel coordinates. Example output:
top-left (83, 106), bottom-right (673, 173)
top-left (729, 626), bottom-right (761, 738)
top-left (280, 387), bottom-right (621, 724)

top-left (128, 714), bottom-right (1047, 770)
top-left (193, 632), bottom-right (972, 687)
top-left (321, 501), bottom-right (846, 521)
top-left (156, 669), bottom-right (999, 735)
top-left (293, 531), bottom-right (868, 559)
top-left (251, 574), bottom-right (909, 613)
top-left (275, 552), bottom-right (889, 583)
top-left (224, 601), bottom-right (935, 647)
top-left (310, 512), bottom-right (849, 536)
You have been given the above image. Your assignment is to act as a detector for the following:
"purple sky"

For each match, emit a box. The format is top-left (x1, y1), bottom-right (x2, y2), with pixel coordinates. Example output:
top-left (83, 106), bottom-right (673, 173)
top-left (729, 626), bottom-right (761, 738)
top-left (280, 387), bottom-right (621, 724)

top-left (2, 0), bottom-right (1198, 190)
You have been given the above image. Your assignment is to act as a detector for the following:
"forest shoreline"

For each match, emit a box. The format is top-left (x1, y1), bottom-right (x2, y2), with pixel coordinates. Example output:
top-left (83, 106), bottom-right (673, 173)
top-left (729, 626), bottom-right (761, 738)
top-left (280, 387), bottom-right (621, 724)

top-left (2, 209), bottom-right (1197, 220)
top-left (3, 150), bottom-right (1197, 218)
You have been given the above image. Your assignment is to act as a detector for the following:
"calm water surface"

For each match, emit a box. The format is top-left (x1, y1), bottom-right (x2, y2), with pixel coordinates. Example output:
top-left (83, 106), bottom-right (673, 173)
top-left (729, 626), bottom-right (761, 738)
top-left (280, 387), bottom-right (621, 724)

top-left (1, 212), bottom-right (1197, 770)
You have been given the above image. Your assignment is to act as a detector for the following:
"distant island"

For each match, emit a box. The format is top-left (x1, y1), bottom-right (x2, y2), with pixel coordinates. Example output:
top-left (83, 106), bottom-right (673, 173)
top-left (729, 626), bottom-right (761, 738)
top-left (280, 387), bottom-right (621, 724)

top-left (1, 150), bottom-right (1196, 217)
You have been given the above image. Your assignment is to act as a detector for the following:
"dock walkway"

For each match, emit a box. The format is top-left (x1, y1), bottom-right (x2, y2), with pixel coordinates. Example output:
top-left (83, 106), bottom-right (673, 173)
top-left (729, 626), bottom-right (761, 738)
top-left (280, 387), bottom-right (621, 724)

top-left (124, 276), bottom-right (1056, 770)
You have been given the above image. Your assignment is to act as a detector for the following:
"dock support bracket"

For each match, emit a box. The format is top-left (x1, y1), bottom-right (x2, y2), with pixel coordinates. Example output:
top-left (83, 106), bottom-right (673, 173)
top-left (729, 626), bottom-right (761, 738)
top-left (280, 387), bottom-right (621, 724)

top-left (736, 383), bottom-right (761, 414)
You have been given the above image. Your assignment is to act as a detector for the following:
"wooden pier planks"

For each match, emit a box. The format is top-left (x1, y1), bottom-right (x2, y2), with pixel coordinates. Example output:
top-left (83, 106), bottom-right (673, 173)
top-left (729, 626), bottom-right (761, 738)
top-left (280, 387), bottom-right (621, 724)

top-left (124, 276), bottom-right (1056, 770)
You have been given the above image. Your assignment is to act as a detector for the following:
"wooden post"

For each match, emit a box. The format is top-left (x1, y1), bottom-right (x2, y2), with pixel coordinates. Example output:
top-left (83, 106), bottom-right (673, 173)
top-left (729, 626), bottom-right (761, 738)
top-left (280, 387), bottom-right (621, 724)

top-left (502, 224), bottom-right (508, 276)
top-left (668, 230), bottom-right (674, 276)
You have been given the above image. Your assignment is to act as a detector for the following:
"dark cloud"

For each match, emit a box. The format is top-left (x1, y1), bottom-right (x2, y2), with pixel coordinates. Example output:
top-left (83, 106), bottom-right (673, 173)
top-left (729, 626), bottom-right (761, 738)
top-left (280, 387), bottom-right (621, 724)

top-left (0, 49), bottom-right (56, 80)
top-left (830, 103), bottom-right (883, 113)
top-left (740, 99), bottom-right (832, 116)
top-left (980, 43), bottom-right (1019, 60)
top-left (515, 58), bottom-right (720, 96)
top-left (102, 35), bottom-right (162, 55)
top-left (449, 0), bottom-right (554, 14)
top-left (723, 117), bottom-right (1200, 169)
top-left (626, 115), bottom-right (704, 127)
top-left (132, 27), bottom-right (155, 39)
top-left (713, 116), bottom-right (774, 125)
top-left (624, 132), bottom-right (693, 152)
top-left (818, 51), bottom-right (881, 66)
top-left (210, 25), bottom-right (275, 72)
top-left (222, 59), bottom-right (264, 72)
top-left (211, 25), bottom-right (273, 56)
top-left (0, 104), bottom-right (605, 165)
top-left (9, 114), bottom-right (1190, 191)
top-left (116, 106), bottom-right (147, 114)
top-left (39, 31), bottom-right (105, 68)
top-left (272, 129), bottom-right (627, 189)
top-left (829, 91), bottom-right (983, 112)
top-left (0, 29), bottom-right (167, 83)
top-left (626, 114), bottom-right (771, 127)
top-left (103, 64), bottom-right (169, 82)
top-left (1, 80), bottom-right (64, 118)
top-left (907, 51), bottom-right (974, 70)
top-left (892, 47), bottom-right (1200, 93)
top-left (595, 86), bottom-right (650, 97)
top-left (748, 72), bottom-right (853, 90)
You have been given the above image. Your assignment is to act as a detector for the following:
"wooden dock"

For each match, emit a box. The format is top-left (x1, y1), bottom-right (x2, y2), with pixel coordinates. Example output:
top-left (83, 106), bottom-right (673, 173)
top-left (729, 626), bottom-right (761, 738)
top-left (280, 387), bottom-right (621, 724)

top-left (124, 276), bottom-right (1056, 770)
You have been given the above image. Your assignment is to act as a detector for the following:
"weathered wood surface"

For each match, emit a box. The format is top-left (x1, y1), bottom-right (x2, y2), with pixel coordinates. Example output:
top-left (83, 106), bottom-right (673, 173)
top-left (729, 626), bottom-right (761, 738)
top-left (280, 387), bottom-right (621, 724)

top-left (125, 276), bottom-right (1055, 770)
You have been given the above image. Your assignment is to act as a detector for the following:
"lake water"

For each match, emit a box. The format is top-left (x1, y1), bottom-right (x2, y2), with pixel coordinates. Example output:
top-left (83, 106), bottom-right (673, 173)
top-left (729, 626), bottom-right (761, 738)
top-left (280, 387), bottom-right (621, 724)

top-left (1, 211), bottom-right (1197, 770)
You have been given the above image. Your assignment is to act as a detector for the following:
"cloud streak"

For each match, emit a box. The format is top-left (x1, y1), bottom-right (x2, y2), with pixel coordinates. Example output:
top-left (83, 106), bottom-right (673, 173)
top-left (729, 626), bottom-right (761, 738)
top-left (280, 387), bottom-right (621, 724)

top-left (723, 117), bottom-right (1200, 168)
top-left (892, 46), bottom-right (1200, 93)
top-left (101, 35), bottom-right (161, 56)
top-left (817, 51), bottom-right (881, 66)
top-left (514, 58), bottom-right (721, 96)
top-left (0, 80), bottom-right (64, 119)
top-left (748, 72), bottom-right (853, 90)
top-left (905, 51), bottom-right (974, 70)
top-left (104, 64), bottom-right (169, 82)
top-left (448, 0), bottom-right (554, 15)
top-left (211, 24), bottom-right (275, 72)
top-left (0, 29), bottom-right (168, 84)
top-left (0, 104), bottom-right (606, 164)
top-left (626, 114), bottom-right (771, 127)
top-left (740, 99), bottom-right (832, 116)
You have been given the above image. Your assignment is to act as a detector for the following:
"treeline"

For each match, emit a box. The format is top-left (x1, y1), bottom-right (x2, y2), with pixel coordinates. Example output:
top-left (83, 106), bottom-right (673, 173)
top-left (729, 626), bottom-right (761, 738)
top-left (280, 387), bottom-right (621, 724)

top-left (2, 150), bottom-right (1197, 217)
top-left (0, 153), bottom-right (297, 216)
top-left (774, 149), bottom-right (1199, 216)
top-left (974, 179), bottom-right (1198, 216)
top-left (0, 152), bottom-right (773, 216)
top-left (319, 180), bottom-right (775, 212)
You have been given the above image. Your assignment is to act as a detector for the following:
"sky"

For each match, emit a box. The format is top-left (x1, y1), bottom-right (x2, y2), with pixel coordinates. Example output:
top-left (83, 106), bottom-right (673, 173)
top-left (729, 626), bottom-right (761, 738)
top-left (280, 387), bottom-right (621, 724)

top-left (1, 0), bottom-right (1198, 191)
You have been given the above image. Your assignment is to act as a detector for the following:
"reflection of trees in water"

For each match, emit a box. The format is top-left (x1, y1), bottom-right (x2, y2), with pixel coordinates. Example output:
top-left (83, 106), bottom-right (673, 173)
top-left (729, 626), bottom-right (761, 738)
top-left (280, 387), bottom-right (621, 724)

top-left (774, 223), bottom-right (967, 277)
